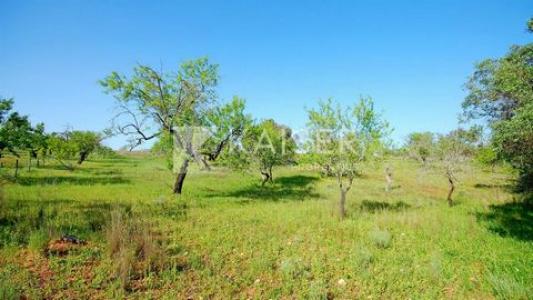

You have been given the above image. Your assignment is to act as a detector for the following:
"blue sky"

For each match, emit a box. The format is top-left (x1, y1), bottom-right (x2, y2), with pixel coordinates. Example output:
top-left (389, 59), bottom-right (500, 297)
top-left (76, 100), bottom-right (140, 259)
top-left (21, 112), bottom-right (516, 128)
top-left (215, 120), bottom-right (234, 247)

top-left (1, 0), bottom-right (531, 149)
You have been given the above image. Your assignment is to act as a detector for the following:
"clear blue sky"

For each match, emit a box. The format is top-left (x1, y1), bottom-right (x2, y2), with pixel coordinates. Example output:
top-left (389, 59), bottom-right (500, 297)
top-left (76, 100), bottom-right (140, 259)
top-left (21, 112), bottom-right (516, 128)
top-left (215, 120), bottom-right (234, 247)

top-left (1, 0), bottom-right (531, 149)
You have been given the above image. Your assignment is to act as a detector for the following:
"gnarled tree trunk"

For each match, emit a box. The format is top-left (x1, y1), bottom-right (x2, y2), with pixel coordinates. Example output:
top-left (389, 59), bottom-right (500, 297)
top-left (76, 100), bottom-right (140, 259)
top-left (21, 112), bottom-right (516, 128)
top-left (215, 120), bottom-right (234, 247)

top-left (78, 151), bottom-right (89, 165)
top-left (14, 159), bottom-right (19, 178)
top-left (339, 189), bottom-right (347, 219)
top-left (337, 171), bottom-right (354, 219)
top-left (173, 158), bottom-right (189, 194)
top-left (446, 172), bottom-right (455, 206)
top-left (260, 166), bottom-right (274, 187)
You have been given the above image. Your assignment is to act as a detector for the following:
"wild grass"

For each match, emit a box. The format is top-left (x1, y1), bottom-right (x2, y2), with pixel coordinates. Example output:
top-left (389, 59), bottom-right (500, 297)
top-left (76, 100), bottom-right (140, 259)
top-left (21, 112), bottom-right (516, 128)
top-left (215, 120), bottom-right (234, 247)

top-left (0, 154), bottom-right (531, 298)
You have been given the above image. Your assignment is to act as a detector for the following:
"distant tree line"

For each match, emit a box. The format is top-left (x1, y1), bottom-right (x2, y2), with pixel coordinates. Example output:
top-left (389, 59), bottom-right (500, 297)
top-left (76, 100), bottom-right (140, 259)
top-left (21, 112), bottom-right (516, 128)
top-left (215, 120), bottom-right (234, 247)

top-left (0, 98), bottom-right (111, 175)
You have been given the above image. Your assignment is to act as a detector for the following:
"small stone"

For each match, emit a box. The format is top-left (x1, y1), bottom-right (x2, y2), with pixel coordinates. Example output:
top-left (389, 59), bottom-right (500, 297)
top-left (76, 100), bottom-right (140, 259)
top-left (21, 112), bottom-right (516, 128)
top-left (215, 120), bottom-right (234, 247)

top-left (337, 278), bottom-right (347, 286)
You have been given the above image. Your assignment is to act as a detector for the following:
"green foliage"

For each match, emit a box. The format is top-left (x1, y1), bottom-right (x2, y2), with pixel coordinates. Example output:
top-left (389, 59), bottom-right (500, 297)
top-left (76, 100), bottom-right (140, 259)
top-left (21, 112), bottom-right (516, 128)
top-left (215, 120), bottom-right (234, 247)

top-left (101, 58), bottom-right (249, 193)
top-left (462, 44), bottom-right (532, 122)
top-left (306, 96), bottom-right (391, 180)
top-left (92, 145), bottom-right (121, 159)
top-left (69, 131), bottom-right (103, 164)
top-left (492, 102), bottom-right (533, 189)
top-left (462, 26), bottom-right (532, 189)
top-left (475, 145), bottom-right (499, 170)
top-left (27, 230), bottom-right (50, 252)
top-left (202, 96), bottom-right (252, 161)
top-left (434, 128), bottom-right (478, 175)
top-left (306, 96), bottom-right (391, 217)
top-left (48, 130), bottom-right (103, 167)
top-left (0, 98), bottom-right (32, 158)
top-left (405, 132), bottom-right (435, 164)
top-left (226, 119), bottom-right (296, 184)
top-left (100, 57), bottom-right (219, 148)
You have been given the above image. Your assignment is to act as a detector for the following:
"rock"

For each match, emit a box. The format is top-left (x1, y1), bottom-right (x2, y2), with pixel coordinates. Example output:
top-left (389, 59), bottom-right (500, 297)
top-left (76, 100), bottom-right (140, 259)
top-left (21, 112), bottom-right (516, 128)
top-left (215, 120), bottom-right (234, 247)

top-left (337, 278), bottom-right (347, 286)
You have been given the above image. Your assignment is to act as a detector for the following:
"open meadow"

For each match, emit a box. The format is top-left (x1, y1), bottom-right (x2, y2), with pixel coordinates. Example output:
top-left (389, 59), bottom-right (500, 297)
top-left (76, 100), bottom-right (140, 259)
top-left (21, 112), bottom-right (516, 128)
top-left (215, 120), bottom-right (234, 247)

top-left (0, 154), bottom-right (531, 299)
top-left (1, 2), bottom-right (532, 299)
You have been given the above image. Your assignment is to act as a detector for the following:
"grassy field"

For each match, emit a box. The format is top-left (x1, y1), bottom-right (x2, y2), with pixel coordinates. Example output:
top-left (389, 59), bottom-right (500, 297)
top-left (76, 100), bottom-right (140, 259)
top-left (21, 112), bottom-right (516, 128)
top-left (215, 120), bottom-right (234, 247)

top-left (0, 154), bottom-right (531, 299)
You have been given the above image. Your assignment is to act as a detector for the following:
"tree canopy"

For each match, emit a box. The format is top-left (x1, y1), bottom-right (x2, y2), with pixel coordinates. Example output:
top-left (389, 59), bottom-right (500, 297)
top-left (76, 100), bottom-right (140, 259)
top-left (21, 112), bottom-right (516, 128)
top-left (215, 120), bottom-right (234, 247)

top-left (462, 25), bottom-right (532, 190)
top-left (306, 96), bottom-right (391, 218)
top-left (100, 58), bottom-right (249, 194)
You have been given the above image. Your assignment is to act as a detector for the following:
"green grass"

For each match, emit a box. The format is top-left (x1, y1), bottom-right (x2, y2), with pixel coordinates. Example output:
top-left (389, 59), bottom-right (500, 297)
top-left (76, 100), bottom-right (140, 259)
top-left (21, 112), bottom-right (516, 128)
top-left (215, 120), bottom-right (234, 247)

top-left (0, 154), bottom-right (531, 299)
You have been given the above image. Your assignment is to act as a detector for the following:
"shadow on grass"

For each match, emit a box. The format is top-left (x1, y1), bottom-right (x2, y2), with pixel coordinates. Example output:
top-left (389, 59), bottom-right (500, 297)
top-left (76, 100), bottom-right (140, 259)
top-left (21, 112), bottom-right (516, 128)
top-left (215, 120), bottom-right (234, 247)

top-left (209, 175), bottom-right (320, 202)
top-left (474, 183), bottom-right (514, 190)
top-left (10, 175), bottom-right (130, 186)
top-left (29, 164), bottom-right (124, 175)
top-left (476, 200), bottom-right (532, 241)
top-left (359, 200), bottom-right (411, 213)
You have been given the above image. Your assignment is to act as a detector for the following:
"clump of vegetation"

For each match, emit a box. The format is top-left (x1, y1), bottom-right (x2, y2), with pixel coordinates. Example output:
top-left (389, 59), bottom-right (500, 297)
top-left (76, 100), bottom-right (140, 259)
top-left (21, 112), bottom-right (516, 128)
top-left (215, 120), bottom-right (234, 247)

top-left (106, 209), bottom-right (168, 290)
top-left (369, 229), bottom-right (392, 249)
top-left (27, 230), bottom-right (50, 253)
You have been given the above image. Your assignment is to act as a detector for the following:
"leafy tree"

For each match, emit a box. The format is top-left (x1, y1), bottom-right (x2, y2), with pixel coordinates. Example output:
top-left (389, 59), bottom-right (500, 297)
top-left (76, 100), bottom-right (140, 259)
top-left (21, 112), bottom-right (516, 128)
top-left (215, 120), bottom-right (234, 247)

top-left (232, 119), bottom-right (296, 186)
top-left (69, 131), bottom-right (103, 164)
top-left (0, 98), bottom-right (32, 174)
top-left (492, 103), bottom-right (533, 187)
top-left (202, 96), bottom-right (251, 162)
top-left (434, 127), bottom-right (479, 206)
top-left (26, 122), bottom-right (48, 170)
top-left (306, 97), bottom-right (390, 218)
top-left (475, 145), bottom-right (499, 173)
top-left (48, 131), bottom-right (78, 170)
top-left (46, 130), bottom-right (104, 168)
top-left (462, 22), bottom-right (532, 189)
top-left (405, 132), bottom-right (434, 165)
top-left (100, 58), bottom-right (248, 194)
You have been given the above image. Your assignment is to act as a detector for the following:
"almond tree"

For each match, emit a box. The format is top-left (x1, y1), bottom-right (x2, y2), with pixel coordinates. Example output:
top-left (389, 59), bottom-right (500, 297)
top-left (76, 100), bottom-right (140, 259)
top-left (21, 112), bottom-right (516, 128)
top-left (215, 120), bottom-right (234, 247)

top-left (434, 128), bottom-right (479, 206)
top-left (0, 97), bottom-right (32, 175)
top-left (100, 58), bottom-right (248, 194)
top-left (227, 119), bottom-right (296, 186)
top-left (306, 97), bottom-right (390, 218)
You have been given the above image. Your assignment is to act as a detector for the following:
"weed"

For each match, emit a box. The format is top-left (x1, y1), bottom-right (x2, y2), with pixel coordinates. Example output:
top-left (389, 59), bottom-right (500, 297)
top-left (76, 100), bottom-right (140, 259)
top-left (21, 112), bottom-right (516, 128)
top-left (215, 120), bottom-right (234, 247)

top-left (370, 229), bottom-right (392, 249)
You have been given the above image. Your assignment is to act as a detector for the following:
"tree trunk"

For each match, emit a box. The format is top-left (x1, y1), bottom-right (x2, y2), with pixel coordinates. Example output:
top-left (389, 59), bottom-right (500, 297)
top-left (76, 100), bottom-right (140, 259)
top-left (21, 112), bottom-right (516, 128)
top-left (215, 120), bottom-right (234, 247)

top-left (173, 159), bottom-right (189, 194)
top-left (447, 175), bottom-right (455, 207)
top-left (339, 189), bottom-right (347, 219)
top-left (28, 155), bottom-right (32, 172)
top-left (14, 159), bottom-right (19, 178)
top-left (78, 151), bottom-right (89, 165)
top-left (268, 166), bottom-right (273, 183)
top-left (260, 170), bottom-right (271, 187)
top-left (385, 166), bottom-right (393, 192)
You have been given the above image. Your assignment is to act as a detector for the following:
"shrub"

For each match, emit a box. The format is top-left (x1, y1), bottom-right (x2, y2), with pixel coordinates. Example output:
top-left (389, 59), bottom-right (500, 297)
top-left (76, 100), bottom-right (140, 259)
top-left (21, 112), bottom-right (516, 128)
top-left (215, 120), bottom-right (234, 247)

top-left (370, 229), bottom-right (392, 249)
